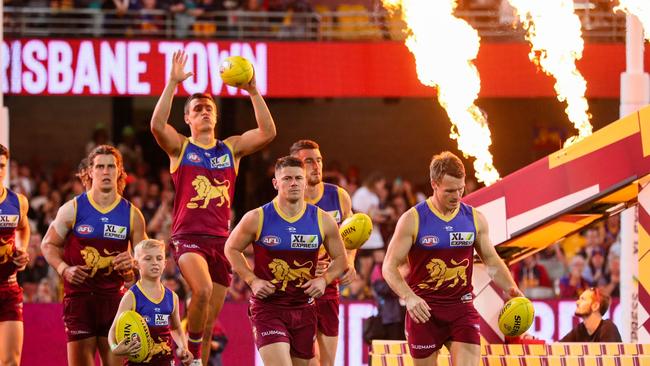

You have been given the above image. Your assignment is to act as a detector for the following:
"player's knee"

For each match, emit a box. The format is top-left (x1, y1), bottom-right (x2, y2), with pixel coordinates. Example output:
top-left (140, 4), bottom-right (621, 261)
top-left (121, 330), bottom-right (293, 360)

top-left (192, 284), bottom-right (213, 305)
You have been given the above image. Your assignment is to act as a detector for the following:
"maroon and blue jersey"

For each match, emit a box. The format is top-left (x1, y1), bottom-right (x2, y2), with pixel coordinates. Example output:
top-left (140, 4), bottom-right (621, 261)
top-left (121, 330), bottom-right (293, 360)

top-left (307, 183), bottom-right (346, 300)
top-left (128, 283), bottom-right (174, 365)
top-left (64, 192), bottom-right (133, 296)
top-left (252, 200), bottom-right (324, 307)
top-left (408, 200), bottom-right (478, 305)
top-left (0, 189), bottom-right (22, 285)
top-left (171, 138), bottom-right (237, 238)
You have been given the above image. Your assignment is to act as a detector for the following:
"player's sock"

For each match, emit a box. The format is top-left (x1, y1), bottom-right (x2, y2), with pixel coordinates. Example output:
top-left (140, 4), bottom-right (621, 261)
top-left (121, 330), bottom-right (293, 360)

top-left (188, 331), bottom-right (203, 359)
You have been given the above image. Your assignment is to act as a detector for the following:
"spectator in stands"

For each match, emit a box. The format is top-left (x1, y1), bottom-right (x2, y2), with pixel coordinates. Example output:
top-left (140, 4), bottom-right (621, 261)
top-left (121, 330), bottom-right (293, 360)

top-left (352, 172), bottom-right (391, 282)
top-left (391, 177), bottom-right (416, 207)
top-left (18, 241), bottom-right (50, 302)
top-left (370, 257), bottom-right (405, 340)
top-left (30, 181), bottom-right (51, 213)
top-left (602, 253), bottom-right (620, 298)
top-left (511, 254), bottom-right (553, 298)
top-left (33, 278), bottom-right (55, 303)
top-left (132, 0), bottom-right (165, 34)
top-left (188, 0), bottom-right (228, 37)
top-left (344, 166), bottom-right (360, 196)
top-left (117, 126), bottom-right (143, 172)
top-left (559, 287), bottom-right (622, 342)
top-left (10, 161), bottom-right (33, 196)
top-left (559, 255), bottom-right (590, 298)
top-left (603, 215), bottom-right (620, 251)
top-left (582, 246), bottom-right (608, 287)
top-left (207, 320), bottom-right (227, 366)
top-left (278, 0), bottom-right (314, 39)
top-left (85, 123), bottom-right (113, 154)
top-left (577, 227), bottom-right (605, 260)
top-left (340, 276), bottom-right (370, 300)
top-left (148, 188), bottom-right (173, 240)
top-left (537, 242), bottom-right (567, 285)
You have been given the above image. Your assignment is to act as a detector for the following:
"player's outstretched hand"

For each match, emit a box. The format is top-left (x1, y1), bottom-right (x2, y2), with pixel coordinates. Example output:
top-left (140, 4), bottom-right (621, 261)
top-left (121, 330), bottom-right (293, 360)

top-left (112, 335), bottom-right (142, 357)
top-left (170, 50), bottom-right (194, 84)
top-left (12, 249), bottom-right (29, 270)
top-left (250, 278), bottom-right (276, 299)
top-left (405, 293), bottom-right (431, 324)
top-left (177, 347), bottom-right (194, 366)
top-left (507, 286), bottom-right (525, 299)
top-left (63, 265), bottom-right (90, 285)
top-left (301, 277), bottom-right (327, 298)
top-left (339, 267), bottom-right (356, 286)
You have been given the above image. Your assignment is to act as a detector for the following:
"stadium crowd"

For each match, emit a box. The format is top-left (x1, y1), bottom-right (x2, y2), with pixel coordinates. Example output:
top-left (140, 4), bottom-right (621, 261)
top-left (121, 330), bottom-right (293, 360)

top-left (12, 124), bottom-right (622, 306)
top-left (3, 0), bottom-right (620, 40)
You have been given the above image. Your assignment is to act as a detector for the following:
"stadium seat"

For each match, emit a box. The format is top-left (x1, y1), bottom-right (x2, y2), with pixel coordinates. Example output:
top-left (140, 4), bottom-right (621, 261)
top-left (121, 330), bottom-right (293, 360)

top-left (314, 5), bottom-right (334, 38)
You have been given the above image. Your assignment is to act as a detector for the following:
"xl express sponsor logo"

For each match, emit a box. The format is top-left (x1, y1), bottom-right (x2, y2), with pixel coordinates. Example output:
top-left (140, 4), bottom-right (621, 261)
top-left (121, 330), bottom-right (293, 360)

top-left (290, 234), bottom-right (319, 249)
top-left (155, 314), bottom-right (170, 326)
top-left (0, 215), bottom-right (19, 228)
top-left (450, 232), bottom-right (474, 247)
top-left (210, 154), bottom-right (231, 169)
top-left (327, 210), bottom-right (341, 223)
top-left (104, 224), bottom-right (127, 240)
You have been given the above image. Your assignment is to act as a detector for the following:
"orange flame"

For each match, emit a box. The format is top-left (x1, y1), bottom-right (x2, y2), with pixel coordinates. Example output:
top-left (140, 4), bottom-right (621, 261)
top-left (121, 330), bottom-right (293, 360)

top-left (615, 0), bottom-right (650, 41)
top-left (382, 0), bottom-right (499, 185)
top-left (507, 0), bottom-right (592, 147)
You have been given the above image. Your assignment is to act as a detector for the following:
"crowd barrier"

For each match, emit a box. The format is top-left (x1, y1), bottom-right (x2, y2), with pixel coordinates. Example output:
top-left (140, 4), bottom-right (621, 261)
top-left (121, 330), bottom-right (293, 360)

top-left (370, 341), bottom-right (650, 366)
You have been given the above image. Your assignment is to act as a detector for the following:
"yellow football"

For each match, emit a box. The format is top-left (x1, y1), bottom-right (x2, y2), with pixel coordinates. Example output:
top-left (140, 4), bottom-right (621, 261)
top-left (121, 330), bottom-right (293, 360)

top-left (339, 213), bottom-right (373, 250)
top-left (219, 56), bottom-right (254, 87)
top-left (498, 297), bottom-right (535, 337)
top-left (116, 310), bottom-right (154, 363)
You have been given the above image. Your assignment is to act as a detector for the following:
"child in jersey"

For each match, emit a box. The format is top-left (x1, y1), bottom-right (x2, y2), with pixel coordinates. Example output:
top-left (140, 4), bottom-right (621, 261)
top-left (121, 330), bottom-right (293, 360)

top-left (108, 239), bottom-right (193, 365)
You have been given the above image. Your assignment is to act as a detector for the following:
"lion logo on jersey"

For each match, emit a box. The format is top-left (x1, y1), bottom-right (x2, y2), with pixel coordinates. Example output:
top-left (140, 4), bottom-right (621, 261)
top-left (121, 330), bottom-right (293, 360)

top-left (268, 259), bottom-right (313, 291)
top-left (80, 247), bottom-right (120, 277)
top-left (144, 338), bottom-right (172, 362)
top-left (0, 238), bottom-right (14, 264)
top-left (186, 176), bottom-right (231, 209)
top-left (418, 258), bottom-right (470, 290)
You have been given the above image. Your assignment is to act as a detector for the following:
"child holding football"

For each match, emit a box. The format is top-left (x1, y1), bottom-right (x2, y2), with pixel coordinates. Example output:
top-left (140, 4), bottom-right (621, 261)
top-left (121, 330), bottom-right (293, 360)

top-left (108, 239), bottom-right (194, 365)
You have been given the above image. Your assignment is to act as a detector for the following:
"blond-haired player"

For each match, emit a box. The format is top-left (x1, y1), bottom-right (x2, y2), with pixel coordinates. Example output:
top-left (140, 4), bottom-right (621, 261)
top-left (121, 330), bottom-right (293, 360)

top-left (109, 239), bottom-right (193, 365)
top-left (383, 151), bottom-right (523, 366)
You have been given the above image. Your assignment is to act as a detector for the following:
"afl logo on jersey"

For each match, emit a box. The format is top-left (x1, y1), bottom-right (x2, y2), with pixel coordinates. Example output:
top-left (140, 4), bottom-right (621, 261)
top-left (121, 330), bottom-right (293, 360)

top-left (187, 152), bottom-right (202, 163)
top-left (76, 225), bottom-right (94, 234)
top-left (261, 235), bottom-right (281, 246)
top-left (420, 235), bottom-right (439, 247)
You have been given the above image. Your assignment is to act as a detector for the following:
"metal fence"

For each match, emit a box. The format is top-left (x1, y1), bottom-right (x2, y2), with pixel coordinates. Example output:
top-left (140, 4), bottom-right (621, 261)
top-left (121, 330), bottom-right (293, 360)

top-left (3, 7), bottom-right (628, 42)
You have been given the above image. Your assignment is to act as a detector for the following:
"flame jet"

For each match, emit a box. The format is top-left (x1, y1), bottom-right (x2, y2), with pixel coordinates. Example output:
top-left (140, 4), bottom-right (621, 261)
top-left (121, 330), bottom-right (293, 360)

top-left (507, 0), bottom-right (593, 146)
top-left (383, 0), bottom-right (500, 185)
top-left (615, 0), bottom-right (650, 41)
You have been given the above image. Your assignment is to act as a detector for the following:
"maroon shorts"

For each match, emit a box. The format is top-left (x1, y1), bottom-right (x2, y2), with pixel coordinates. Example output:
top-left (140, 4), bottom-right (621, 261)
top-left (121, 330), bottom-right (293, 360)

top-left (249, 301), bottom-right (317, 359)
top-left (405, 302), bottom-right (480, 359)
top-left (63, 292), bottom-right (122, 342)
top-left (171, 234), bottom-right (232, 287)
top-left (315, 297), bottom-right (339, 337)
top-left (0, 285), bottom-right (23, 322)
